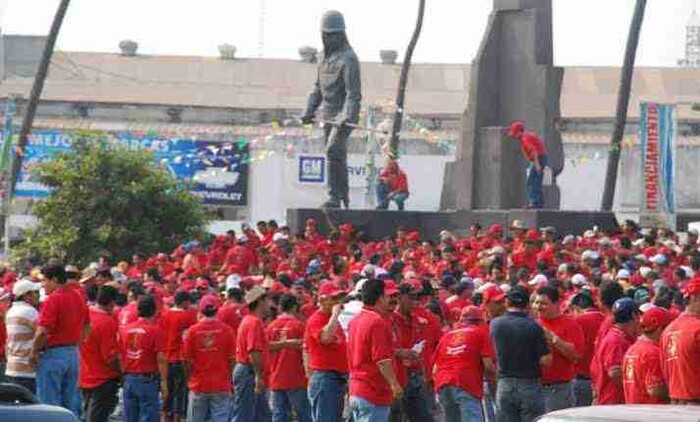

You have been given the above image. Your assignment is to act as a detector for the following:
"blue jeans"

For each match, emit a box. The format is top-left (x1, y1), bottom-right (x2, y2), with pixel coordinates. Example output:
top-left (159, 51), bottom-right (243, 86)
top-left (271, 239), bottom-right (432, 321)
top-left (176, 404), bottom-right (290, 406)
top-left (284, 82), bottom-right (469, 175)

top-left (483, 380), bottom-right (497, 422)
top-left (573, 377), bottom-right (593, 407)
top-left (401, 371), bottom-right (431, 422)
top-left (543, 381), bottom-right (574, 413)
top-left (188, 391), bottom-right (231, 422)
top-left (438, 386), bottom-right (483, 422)
top-left (376, 181), bottom-right (409, 210)
top-left (231, 363), bottom-right (270, 422)
top-left (349, 396), bottom-right (390, 422)
top-left (271, 388), bottom-right (311, 422)
top-left (496, 378), bottom-right (544, 422)
top-left (526, 155), bottom-right (547, 208)
top-left (36, 345), bottom-right (80, 416)
top-left (308, 371), bottom-right (347, 422)
top-left (123, 374), bottom-right (160, 422)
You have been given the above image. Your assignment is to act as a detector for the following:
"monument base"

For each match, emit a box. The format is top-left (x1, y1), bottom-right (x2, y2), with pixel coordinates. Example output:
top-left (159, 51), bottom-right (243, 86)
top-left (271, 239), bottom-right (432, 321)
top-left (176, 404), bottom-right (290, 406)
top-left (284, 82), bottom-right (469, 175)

top-left (286, 208), bottom-right (619, 240)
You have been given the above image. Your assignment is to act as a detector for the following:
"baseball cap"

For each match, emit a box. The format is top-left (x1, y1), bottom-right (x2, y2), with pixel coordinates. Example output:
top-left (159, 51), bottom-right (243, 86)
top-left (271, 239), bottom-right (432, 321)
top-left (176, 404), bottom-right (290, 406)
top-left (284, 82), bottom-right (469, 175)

top-left (384, 280), bottom-right (400, 296)
top-left (460, 305), bottom-right (484, 321)
top-left (482, 285), bottom-right (506, 303)
top-left (571, 274), bottom-right (587, 287)
top-left (650, 254), bottom-right (668, 265)
top-left (634, 288), bottom-right (651, 304)
top-left (488, 224), bottom-right (503, 235)
top-left (683, 277), bottom-right (700, 297)
top-left (640, 306), bottom-right (671, 332)
top-left (244, 285), bottom-right (267, 304)
top-left (507, 285), bottom-right (530, 306)
top-left (612, 298), bottom-right (640, 324)
top-left (506, 120), bottom-right (525, 137)
top-left (528, 274), bottom-right (548, 287)
top-left (272, 232), bottom-right (288, 242)
top-left (615, 269), bottom-right (631, 280)
top-left (225, 274), bottom-right (241, 290)
top-left (198, 294), bottom-right (222, 312)
top-left (455, 277), bottom-right (475, 293)
top-left (13, 278), bottom-right (41, 298)
top-left (318, 281), bottom-right (347, 298)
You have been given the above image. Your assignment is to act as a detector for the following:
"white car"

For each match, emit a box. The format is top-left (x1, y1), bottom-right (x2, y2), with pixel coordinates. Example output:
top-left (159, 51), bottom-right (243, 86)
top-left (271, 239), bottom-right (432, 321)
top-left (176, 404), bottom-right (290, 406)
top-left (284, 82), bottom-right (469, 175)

top-left (538, 405), bottom-right (700, 422)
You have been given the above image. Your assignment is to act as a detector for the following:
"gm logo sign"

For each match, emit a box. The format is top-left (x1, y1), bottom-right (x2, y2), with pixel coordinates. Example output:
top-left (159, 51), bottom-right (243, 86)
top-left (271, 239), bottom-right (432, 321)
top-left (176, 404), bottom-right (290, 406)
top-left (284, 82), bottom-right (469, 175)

top-left (299, 156), bottom-right (326, 184)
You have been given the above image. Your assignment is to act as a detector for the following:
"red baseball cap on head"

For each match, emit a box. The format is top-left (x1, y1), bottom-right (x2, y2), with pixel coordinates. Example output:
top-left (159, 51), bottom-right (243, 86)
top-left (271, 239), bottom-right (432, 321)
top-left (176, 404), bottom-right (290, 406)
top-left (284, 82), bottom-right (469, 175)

top-left (683, 276), bottom-right (700, 297)
top-left (488, 224), bottom-right (503, 235)
top-left (198, 294), bottom-right (222, 312)
top-left (460, 305), bottom-right (484, 321)
top-left (384, 280), bottom-right (400, 296)
top-left (483, 285), bottom-right (507, 303)
top-left (507, 120), bottom-right (525, 137)
top-left (407, 231), bottom-right (420, 242)
top-left (525, 229), bottom-right (539, 241)
top-left (640, 306), bottom-right (671, 331)
top-left (318, 280), bottom-right (346, 298)
top-left (269, 282), bottom-right (288, 295)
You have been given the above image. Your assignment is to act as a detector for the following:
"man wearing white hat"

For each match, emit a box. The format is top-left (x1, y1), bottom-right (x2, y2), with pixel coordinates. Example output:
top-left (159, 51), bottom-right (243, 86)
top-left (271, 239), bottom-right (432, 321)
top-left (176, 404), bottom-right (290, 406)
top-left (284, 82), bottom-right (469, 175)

top-left (4, 278), bottom-right (41, 393)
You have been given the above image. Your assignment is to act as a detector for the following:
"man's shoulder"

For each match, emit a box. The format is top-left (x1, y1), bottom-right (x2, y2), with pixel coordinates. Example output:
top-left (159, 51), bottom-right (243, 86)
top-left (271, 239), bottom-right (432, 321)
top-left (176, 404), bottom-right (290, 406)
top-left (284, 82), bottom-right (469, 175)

top-left (7, 303), bottom-right (38, 320)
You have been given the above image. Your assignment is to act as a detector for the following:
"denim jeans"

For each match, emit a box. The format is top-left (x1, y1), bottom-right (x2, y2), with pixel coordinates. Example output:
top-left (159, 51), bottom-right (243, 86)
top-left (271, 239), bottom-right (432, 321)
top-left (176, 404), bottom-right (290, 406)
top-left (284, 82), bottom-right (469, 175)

top-left (573, 377), bottom-right (593, 407)
top-left (124, 374), bottom-right (161, 422)
top-left (496, 378), bottom-right (544, 422)
top-left (271, 388), bottom-right (312, 422)
top-left (526, 156), bottom-right (547, 208)
top-left (82, 378), bottom-right (120, 422)
top-left (399, 371), bottom-right (431, 422)
top-left (482, 380), bottom-right (497, 422)
top-left (188, 391), bottom-right (231, 422)
top-left (36, 345), bottom-right (80, 416)
top-left (308, 370), bottom-right (347, 422)
top-left (164, 361), bottom-right (188, 417)
top-left (231, 363), bottom-right (270, 422)
top-left (543, 381), bottom-right (574, 413)
top-left (376, 181), bottom-right (409, 210)
top-left (438, 386), bottom-right (483, 422)
top-left (349, 395), bottom-right (390, 422)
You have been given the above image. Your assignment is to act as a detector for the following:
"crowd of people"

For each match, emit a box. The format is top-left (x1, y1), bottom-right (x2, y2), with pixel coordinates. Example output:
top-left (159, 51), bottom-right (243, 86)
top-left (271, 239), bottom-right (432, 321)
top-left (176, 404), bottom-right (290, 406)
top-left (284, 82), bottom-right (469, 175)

top-left (0, 217), bottom-right (699, 422)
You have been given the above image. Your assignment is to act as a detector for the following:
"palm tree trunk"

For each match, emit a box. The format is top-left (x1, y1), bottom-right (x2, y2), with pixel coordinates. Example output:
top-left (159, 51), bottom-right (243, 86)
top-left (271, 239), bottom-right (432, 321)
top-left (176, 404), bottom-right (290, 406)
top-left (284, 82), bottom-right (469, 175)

top-left (601, 0), bottom-right (647, 211)
top-left (389, 0), bottom-right (426, 159)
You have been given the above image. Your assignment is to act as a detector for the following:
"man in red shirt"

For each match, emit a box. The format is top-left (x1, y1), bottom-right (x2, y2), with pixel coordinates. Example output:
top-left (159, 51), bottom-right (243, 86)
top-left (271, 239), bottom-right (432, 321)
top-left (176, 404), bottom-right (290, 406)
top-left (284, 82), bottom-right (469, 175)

top-left (304, 280), bottom-right (348, 422)
top-left (506, 120), bottom-right (548, 208)
top-left (217, 287), bottom-right (245, 340)
top-left (31, 262), bottom-right (90, 416)
top-left (533, 286), bottom-right (584, 412)
top-left (160, 290), bottom-right (197, 422)
top-left (445, 278), bottom-right (474, 324)
top-left (183, 294), bottom-right (236, 422)
top-left (570, 291), bottom-right (605, 406)
top-left (376, 159), bottom-right (409, 211)
top-left (661, 277), bottom-right (700, 404)
top-left (79, 285), bottom-right (121, 421)
top-left (119, 282), bottom-right (147, 328)
top-left (267, 294), bottom-right (311, 422)
top-left (433, 306), bottom-right (495, 421)
top-left (119, 295), bottom-right (168, 422)
top-left (591, 298), bottom-right (639, 405)
top-left (623, 306), bottom-right (671, 404)
top-left (347, 278), bottom-right (403, 421)
top-left (232, 285), bottom-right (271, 421)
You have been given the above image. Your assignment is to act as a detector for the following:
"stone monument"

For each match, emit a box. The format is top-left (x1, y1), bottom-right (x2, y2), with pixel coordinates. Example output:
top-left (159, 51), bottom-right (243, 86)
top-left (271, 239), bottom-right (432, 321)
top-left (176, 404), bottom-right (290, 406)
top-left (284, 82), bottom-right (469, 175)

top-left (440, 0), bottom-right (564, 210)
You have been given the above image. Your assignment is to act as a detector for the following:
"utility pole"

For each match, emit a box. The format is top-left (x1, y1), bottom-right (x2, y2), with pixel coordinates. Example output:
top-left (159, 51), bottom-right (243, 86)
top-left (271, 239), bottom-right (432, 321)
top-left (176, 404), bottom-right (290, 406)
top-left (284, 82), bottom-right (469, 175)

top-left (1, 97), bottom-right (15, 255)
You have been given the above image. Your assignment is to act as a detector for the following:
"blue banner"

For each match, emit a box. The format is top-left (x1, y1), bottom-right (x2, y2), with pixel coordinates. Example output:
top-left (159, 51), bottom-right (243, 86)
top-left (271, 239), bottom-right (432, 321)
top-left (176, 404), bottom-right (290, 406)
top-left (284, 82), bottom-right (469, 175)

top-left (639, 103), bottom-right (676, 227)
top-left (13, 130), bottom-right (249, 206)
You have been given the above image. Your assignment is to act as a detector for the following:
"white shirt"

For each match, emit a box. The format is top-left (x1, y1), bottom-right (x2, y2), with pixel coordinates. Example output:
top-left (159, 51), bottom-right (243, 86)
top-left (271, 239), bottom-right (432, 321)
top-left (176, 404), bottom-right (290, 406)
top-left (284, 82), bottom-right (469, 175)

top-left (5, 301), bottom-right (39, 378)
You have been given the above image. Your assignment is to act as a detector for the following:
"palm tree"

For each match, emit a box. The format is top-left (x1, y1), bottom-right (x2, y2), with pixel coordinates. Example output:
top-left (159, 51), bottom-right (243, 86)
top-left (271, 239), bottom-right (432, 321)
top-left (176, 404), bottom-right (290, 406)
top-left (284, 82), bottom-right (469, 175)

top-left (601, 0), bottom-right (648, 211)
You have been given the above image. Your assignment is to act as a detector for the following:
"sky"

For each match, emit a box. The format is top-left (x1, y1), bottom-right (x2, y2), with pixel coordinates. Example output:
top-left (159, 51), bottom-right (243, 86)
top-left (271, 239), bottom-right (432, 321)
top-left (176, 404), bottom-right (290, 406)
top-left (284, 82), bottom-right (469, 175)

top-left (0, 0), bottom-right (697, 67)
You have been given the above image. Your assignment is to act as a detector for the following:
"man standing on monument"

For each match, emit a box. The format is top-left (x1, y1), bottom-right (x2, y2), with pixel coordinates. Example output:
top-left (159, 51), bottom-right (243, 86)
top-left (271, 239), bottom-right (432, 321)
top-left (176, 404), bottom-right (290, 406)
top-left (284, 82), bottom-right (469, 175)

top-left (506, 120), bottom-right (548, 209)
top-left (301, 10), bottom-right (362, 209)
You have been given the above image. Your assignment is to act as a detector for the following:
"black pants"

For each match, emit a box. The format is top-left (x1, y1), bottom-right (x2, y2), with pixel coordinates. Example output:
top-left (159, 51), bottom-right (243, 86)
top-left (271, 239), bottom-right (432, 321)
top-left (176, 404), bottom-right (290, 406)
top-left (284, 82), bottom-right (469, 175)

top-left (5, 376), bottom-right (36, 395)
top-left (164, 361), bottom-right (188, 417)
top-left (81, 378), bottom-right (120, 422)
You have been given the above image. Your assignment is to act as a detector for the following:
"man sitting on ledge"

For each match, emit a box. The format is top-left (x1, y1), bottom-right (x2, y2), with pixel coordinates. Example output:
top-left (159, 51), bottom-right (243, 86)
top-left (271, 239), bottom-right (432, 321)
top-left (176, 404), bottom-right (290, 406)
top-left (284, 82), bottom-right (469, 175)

top-left (376, 159), bottom-right (409, 211)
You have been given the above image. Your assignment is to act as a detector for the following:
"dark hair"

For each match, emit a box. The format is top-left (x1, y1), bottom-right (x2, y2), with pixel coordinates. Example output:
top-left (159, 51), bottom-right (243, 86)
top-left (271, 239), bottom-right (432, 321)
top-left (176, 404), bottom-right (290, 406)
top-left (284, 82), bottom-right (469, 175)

top-left (96, 269), bottom-right (113, 280)
top-left (425, 297), bottom-right (444, 321)
top-left (280, 294), bottom-right (300, 313)
top-left (571, 291), bottom-right (595, 309)
top-left (97, 285), bottom-right (119, 307)
top-left (41, 262), bottom-right (67, 284)
top-left (201, 306), bottom-right (217, 318)
top-left (654, 286), bottom-right (675, 309)
top-left (361, 279), bottom-right (385, 306)
top-left (600, 282), bottom-right (625, 309)
top-left (174, 290), bottom-right (191, 306)
top-left (115, 292), bottom-right (128, 307)
top-left (137, 295), bottom-right (157, 318)
top-left (127, 282), bottom-right (145, 298)
top-left (227, 287), bottom-right (244, 301)
top-left (536, 285), bottom-right (560, 303)
top-left (86, 283), bottom-right (99, 303)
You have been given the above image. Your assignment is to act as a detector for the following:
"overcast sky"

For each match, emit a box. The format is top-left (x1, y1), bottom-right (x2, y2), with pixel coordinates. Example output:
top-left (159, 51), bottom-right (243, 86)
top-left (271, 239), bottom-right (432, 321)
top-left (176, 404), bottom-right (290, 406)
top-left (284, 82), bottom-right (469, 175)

top-left (0, 0), bottom-right (697, 66)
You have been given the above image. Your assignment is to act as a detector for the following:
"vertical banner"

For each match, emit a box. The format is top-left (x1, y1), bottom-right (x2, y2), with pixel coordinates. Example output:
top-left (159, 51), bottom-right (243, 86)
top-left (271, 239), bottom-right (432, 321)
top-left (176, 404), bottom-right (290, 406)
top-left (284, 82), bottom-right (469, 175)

top-left (639, 102), bottom-right (676, 229)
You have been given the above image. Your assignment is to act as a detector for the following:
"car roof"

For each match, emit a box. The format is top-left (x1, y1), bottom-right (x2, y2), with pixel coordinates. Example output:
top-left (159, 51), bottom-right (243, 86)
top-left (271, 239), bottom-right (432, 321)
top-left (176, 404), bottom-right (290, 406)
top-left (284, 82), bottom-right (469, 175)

top-left (539, 405), bottom-right (700, 422)
top-left (0, 404), bottom-right (79, 421)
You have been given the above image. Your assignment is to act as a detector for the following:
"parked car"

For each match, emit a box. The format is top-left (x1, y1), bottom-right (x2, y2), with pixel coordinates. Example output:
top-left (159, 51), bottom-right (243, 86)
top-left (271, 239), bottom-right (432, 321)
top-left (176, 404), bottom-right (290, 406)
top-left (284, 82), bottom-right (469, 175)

top-left (0, 383), bottom-right (78, 421)
top-left (538, 405), bottom-right (700, 422)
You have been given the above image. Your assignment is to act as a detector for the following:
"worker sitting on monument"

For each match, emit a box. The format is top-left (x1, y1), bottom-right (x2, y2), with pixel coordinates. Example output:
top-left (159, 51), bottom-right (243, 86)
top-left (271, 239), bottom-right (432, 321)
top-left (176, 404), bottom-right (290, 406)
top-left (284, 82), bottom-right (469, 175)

top-left (506, 120), bottom-right (550, 209)
top-left (376, 159), bottom-right (409, 210)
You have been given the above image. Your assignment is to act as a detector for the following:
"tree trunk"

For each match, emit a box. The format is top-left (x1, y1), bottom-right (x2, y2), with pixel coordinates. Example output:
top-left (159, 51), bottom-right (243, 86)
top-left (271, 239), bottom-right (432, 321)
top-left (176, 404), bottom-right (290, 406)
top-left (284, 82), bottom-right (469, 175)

top-left (601, 0), bottom-right (647, 211)
top-left (389, 0), bottom-right (426, 159)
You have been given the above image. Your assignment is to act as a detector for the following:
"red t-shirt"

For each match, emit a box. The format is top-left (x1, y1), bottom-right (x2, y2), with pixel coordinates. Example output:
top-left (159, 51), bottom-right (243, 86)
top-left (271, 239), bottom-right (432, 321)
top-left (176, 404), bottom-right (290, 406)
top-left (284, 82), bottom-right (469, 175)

top-left (591, 326), bottom-right (635, 404)
top-left (38, 285), bottom-right (89, 347)
top-left (538, 314), bottom-right (584, 384)
top-left (304, 309), bottom-right (348, 373)
top-left (266, 314), bottom-right (307, 390)
top-left (79, 306), bottom-right (119, 389)
top-left (217, 302), bottom-right (244, 339)
top-left (661, 312), bottom-right (700, 401)
top-left (347, 307), bottom-right (395, 406)
top-left (623, 337), bottom-right (667, 404)
top-left (520, 132), bottom-right (546, 161)
top-left (594, 315), bottom-right (614, 354)
top-left (119, 301), bottom-right (139, 328)
top-left (160, 307), bottom-right (198, 363)
top-left (119, 318), bottom-right (165, 374)
top-left (414, 307), bottom-right (443, 382)
top-left (235, 314), bottom-right (268, 366)
top-left (182, 317), bottom-right (236, 393)
top-left (432, 324), bottom-right (494, 399)
top-left (574, 309), bottom-right (605, 377)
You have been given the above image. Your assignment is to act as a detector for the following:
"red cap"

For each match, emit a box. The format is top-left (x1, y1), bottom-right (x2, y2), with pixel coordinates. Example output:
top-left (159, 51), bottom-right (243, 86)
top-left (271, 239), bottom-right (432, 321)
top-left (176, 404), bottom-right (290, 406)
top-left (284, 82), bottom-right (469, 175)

top-left (407, 278), bottom-right (423, 292)
top-left (507, 120), bottom-right (525, 137)
top-left (384, 280), bottom-right (400, 296)
top-left (196, 279), bottom-right (210, 289)
top-left (640, 306), bottom-right (672, 331)
top-left (407, 231), bottom-right (420, 242)
top-left (488, 224), bottom-right (503, 235)
top-left (198, 294), bottom-right (222, 312)
top-left (483, 285), bottom-right (507, 303)
top-left (318, 281), bottom-right (347, 298)
top-left (525, 229), bottom-right (539, 242)
top-left (683, 277), bottom-right (700, 297)
top-left (269, 282), bottom-right (289, 295)
top-left (460, 305), bottom-right (484, 321)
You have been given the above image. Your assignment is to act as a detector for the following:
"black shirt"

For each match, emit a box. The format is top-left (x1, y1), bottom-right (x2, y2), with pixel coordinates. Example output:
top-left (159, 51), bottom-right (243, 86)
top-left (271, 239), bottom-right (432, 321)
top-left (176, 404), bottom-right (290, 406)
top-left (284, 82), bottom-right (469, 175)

top-left (490, 310), bottom-right (550, 379)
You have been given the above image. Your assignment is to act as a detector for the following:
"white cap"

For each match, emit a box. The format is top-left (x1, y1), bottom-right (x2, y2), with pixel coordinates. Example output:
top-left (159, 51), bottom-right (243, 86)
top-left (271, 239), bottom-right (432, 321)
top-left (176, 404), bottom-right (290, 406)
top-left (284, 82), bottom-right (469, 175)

top-left (598, 237), bottom-right (613, 246)
top-left (529, 274), bottom-right (548, 286)
top-left (639, 266), bottom-right (653, 278)
top-left (272, 232), bottom-right (288, 242)
top-left (616, 269), bottom-right (631, 280)
top-left (489, 246), bottom-right (505, 255)
top-left (650, 254), bottom-right (668, 265)
top-left (225, 274), bottom-right (241, 290)
top-left (13, 278), bottom-right (41, 298)
top-left (562, 235), bottom-right (575, 245)
top-left (571, 274), bottom-right (587, 286)
top-left (361, 264), bottom-right (375, 277)
top-left (581, 250), bottom-right (600, 261)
